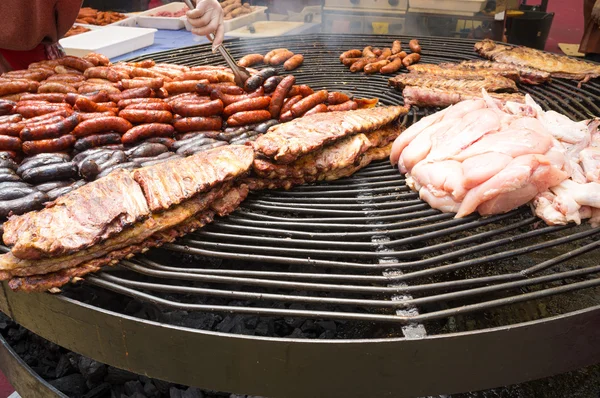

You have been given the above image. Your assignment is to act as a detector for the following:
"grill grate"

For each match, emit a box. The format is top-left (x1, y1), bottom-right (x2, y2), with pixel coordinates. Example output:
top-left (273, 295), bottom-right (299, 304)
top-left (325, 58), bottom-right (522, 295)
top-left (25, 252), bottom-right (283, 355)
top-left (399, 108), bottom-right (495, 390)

top-left (15, 34), bottom-right (600, 337)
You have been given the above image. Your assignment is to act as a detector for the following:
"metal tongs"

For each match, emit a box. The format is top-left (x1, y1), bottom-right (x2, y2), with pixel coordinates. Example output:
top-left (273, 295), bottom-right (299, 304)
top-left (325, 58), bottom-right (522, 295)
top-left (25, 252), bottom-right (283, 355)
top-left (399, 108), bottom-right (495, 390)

top-left (182, 0), bottom-right (250, 87)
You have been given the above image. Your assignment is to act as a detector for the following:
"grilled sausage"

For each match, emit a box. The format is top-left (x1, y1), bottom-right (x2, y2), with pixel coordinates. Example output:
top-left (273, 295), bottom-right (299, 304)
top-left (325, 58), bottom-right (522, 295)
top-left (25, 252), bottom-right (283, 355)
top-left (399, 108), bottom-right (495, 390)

top-left (287, 85), bottom-right (314, 98)
top-left (176, 70), bottom-right (233, 83)
top-left (78, 159), bottom-right (100, 180)
top-left (46, 184), bottom-right (80, 201)
top-left (21, 162), bottom-right (78, 184)
top-left (0, 123), bottom-right (24, 137)
top-left (349, 58), bottom-right (377, 73)
top-left (77, 111), bottom-right (117, 121)
top-left (175, 137), bottom-right (218, 155)
top-left (263, 76), bottom-right (284, 93)
top-left (20, 115), bottom-right (79, 142)
top-left (264, 49), bottom-right (287, 64)
top-left (340, 49), bottom-right (362, 62)
top-left (22, 135), bottom-right (75, 155)
top-left (179, 141), bottom-right (227, 157)
top-left (118, 109), bottom-right (173, 124)
top-left (125, 102), bottom-right (172, 112)
top-left (290, 90), bottom-right (328, 118)
top-left (354, 98), bottom-right (379, 109)
top-left (35, 180), bottom-right (73, 192)
top-left (364, 60), bottom-right (390, 74)
top-left (227, 110), bottom-right (271, 127)
top-left (171, 99), bottom-right (223, 117)
top-left (142, 137), bottom-right (175, 150)
top-left (362, 46), bottom-right (376, 58)
top-left (109, 87), bottom-right (153, 103)
top-left (121, 123), bottom-right (175, 145)
top-left (0, 186), bottom-right (38, 201)
top-left (196, 83), bottom-right (244, 96)
top-left (239, 54), bottom-right (264, 67)
top-left (210, 87), bottom-right (265, 107)
top-left (0, 135), bottom-right (21, 151)
top-left (20, 93), bottom-right (67, 103)
top-left (78, 84), bottom-right (121, 95)
top-left (392, 40), bottom-right (402, 55)
top-left (121, 78), bottom-right (164, 90)
top-left (173, 116), bottom-right (222, 133)
top-left (378, 48), bottom-right (392, 61)
top-left (342, 57), bottom-right (362, 67)
top-left (83, 66), bottom-right (121, 82)
top-left (164, 80), bottom-right (209, 95)
top-left (283, 54), bottom-right (304, 71)
top-left (17, 156), bottom-right (67, 177)
top-left (0, 80), bottom-right (38, 96)
top-left (74, 133), bottom-right (122, 152)
top-left (372, 48), bottom-right (382, 57)
top-left (380, 57), bottom-right (404, 74)
top-left (117, 97), bottom-right (164, 108)
top-left (0, 151), bottom-right (19, 162)
top-left (269, 50), bottom-right (295, 66)
top-left (96, 162), bottom-right (140, 178)
top-left (65, 91), bottom-right (110, 106)
top-left (15, 104), bottom-right (72, 119)
top-left (0, 158), bottom-right (17, 171)
top-left (327, 100), bottom-right (358, 112)
top-left (303, 103), bottom-right (327, 117)
top-left (223, 97), bottom-right (270, 118)
top-left (244, 68), bottom-right (277, 92)
top-left (0, 170), bottom-right (20, 182)
top-left (0, 115), bottom-right (22, 124)
top-left (61, 56), bottom-right (94, 72)
top-left (280, 95), bottom-right (303, 116)
top-left (402, 53), bottom-right (421, 67)
top-left (0, 191), bottom-right (48, 218)
top-left (125, 142), bottom-right (169, 159)
top-left (46, 73), bottom-right (85, 83)
top-left (72, 117), bottom-right (133, 137)
top-left (38, 82), bottom-right (77, 94)
top-left (409, 39), bottom-right (422, 54)
top-left (327, 92), bottom-right (351, 105)
top-left (268, 75), bottom-right (295, 119)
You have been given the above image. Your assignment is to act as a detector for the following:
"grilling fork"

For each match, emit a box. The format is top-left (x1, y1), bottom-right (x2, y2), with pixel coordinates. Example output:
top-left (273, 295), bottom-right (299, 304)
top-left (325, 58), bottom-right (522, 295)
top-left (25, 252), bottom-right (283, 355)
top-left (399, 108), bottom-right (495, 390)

top-left (182, 0), bottom-right (251, 87)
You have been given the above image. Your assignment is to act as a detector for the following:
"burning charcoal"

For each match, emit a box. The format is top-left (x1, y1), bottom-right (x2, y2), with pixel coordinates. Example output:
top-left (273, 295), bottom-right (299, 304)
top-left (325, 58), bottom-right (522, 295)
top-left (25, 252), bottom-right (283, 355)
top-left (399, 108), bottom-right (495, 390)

top-left (78, 356), bottom-right (107, 383)
top-left (105, 366), bottom-right (139, 384)
top-left (49, 373), bottom-right (87, 395)
top-left (83, 382), bottom-right (111, 398)
top-left (124, 380), bottom-right (145, 395)
top-left (143, 380), bottom-right (161, 398)
top-left (182, 387), bottom-right (204, 398)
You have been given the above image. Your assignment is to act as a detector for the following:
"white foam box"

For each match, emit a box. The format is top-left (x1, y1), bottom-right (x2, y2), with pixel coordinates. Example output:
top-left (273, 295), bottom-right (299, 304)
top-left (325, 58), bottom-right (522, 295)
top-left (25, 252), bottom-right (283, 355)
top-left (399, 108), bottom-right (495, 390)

top-left (409, 0), bottom-right (486, 13)
top-left (59, 26), bottom-right (157, 59)
top-left (184, 6), bottom-right (267, 33)
top-left (136, 2), bottom-right (189, 30)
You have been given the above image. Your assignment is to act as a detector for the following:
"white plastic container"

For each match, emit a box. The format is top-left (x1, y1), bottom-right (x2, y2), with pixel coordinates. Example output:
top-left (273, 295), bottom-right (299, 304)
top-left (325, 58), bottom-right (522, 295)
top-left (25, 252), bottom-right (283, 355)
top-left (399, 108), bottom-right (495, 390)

top-left (136, 2), bottom-right (189, 30)
top-left (409, 0), bottom-right (486, 14)
top-left (108, 15), bottom-right (138, 27)
top-left (226, 21), bottom-right (304, 38)
top-left (59, 26), bottom-right (157, 59)
top-left (184, 6), bottom-right (267, 33)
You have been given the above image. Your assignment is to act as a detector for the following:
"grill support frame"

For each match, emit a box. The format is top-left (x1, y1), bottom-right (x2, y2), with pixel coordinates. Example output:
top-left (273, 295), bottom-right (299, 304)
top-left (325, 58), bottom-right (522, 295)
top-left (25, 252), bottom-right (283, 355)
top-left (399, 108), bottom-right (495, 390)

top-left (2, 287), bottom-right (600, 398)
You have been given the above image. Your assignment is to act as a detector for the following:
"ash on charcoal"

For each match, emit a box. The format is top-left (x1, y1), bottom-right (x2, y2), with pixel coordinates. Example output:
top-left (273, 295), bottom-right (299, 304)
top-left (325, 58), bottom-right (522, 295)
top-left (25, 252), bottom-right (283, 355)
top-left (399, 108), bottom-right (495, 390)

top-left (50, 373), bottom-right (87, 395)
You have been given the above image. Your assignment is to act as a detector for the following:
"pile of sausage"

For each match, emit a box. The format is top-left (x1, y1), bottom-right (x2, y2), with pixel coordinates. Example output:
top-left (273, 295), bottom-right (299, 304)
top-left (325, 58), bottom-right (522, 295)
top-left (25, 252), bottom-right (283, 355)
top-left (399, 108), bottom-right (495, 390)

top-left (238, 49), bottom-right (304, 72)
top-left (339, 39), bottom-right (422, 75)
top-left (75, 7), bottom-right (127, 26)
top-left (221, 0), bottom-right (254, 20)
top-left (64, 25), bottom-right (92, 38)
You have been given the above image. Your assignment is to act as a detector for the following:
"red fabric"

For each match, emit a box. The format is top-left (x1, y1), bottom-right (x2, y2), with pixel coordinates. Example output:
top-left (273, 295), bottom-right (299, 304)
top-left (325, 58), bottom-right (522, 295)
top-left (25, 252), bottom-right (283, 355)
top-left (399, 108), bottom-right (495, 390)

top-left (0, 370), bottom-right (14, 397)
top-left (0, 45), bottom-right (48, 71)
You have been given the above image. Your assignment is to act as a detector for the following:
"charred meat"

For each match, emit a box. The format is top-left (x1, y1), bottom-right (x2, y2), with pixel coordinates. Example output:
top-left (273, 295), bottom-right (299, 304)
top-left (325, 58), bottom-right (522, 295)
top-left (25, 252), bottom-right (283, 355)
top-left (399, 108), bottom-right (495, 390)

top-left (389, 73), bottom-right (518, 93)
top-left (402, 86), bottom-right (525, 108)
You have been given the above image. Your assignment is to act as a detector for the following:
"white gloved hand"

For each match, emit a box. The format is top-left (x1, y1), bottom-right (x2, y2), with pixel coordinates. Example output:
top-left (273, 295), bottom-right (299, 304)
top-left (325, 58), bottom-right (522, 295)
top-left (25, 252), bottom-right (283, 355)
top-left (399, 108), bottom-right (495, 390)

top-left (186, 0), bottom-right (224, 49)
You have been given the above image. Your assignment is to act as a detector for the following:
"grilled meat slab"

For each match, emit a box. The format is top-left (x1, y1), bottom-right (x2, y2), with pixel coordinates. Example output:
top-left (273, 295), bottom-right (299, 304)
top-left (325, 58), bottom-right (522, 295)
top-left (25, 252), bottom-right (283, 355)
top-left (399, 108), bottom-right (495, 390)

top-left (252, 106), bottom-right (408, 165)
top-left (3, 169), bottom-right (150, 260)
top-left (389, 73), bottom-right (518, 93)
top-left (447, 60), bottom-right (551, 85)
top-left (475, 39), bottom-right (600, 82)
top-left (407, 63), bottom-right (521, 82)
top-left (403, 86), bottom-right (525, 108)
top-left (133, 145), bottom-right (254, 212)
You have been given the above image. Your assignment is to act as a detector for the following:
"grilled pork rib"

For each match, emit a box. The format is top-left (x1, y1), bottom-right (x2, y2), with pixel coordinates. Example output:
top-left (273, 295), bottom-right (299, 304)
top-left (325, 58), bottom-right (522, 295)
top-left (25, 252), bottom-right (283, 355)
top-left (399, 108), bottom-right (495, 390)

top-left (475, 39), bottom-right (600, 83)
top-left (445, 60), bottom-right (551, 85)
top-left (389, 74), bottom-right (518, 93)
top-left (252, 106), bottom-right (408, 164)
top-left (407, 63), bottom-right (521, 82)
top-left (402, 86), bottom-right (525, 108)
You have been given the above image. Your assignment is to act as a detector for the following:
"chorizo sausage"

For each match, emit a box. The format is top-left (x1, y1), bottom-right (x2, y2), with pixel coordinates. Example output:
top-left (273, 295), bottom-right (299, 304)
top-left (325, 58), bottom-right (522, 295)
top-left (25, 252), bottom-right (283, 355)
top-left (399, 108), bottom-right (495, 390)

top-left (364, 60), bottom-right (390, 74)
top-left (290, 90), bottom-right (328, 118)
top-left (117, 97), bottom-right (164, 108)
top-left (164, 80), bottom-right (209, 95)
top-left (127, 60), bottom-right (155, 68)
top-left (109, 87), bottom-right (153, 103)
top-left (16, 103), bottom-right (72, 119)
top-left (327, 92), bottom-right (351, 105)
top-left (342, 57), bottom-right (362, 67)
top-left (283, 54), bottom-right (304, 71)
top-left (303, 103), bottom-right (327, 117)
top-left (227, 110), bottom-right (271, 127)
top-left (0, 191), bottom-right (48, 218)
top-left (125, 101), bottom-right (172, 112)
top-left (264, 49), bottom-right (287, 64)
top-left (21, 162), bottom-right (78, 184)
top-left (173, 116), bottom-right (222, 133)
top-left (268, 75), bottom-right (295, 119)
top-left (22, 135), bottom-right (75, 155)
top-left (402, 53), bottom-right (421, 67)
top-left (20, 93), bottom-right (67, 103)
top-left (74, 133), bottom-right (122, 152)
top-left (0, 123), bottom-right (24, 137)
top-left (409, 39), bottom-right (422, 54)
top-left (223, 97), bottom-right (270, 118)
top-left (83, 67), bottom-right (122, 82)
top-left (372, 48), bottom-right (382, 57)
top-left (171, 99), bottom-right (223, 117)
top-left (0, 115), bottom-right (21, 124)
top-left (65, 91), bottom-right (110, 105)
top-left (278, 111), bottom-right (294, 122)
top-left (20, 115), bottom-right (79, 141)
top-left (77, 111), bottom-right (117, 121)
top-left (238, 54), bottom-right (264, 67)
top-left (327, 100), bottom-right (358, 112)
top-left (74, 96), bottom-right (101, 112)
top-left (377, 48), bottom-right (392, 61)
top-left (176, 70), bottom-right (234, 83)
top-left (287, 85), bottom-right (314, 98)
top-left (60, 56), bottom-right (95, 72)
top-left (349, 58), bottom-right (377, 73)
top-left (210, 87), bottom-right (265, 107)
top-left (196, 83), bottom-right (243, 96)
top-left (72, 117), bottom-right (133, 137)
top-left (46, 73), bottom-right (85, 83)
top-left (121, 123), bottom-right (175, 145)
top-left (78, 84), bottom-right (121, 95)
top-left (280, 95), bottom-right (302, 116)
top-left (380, 57), bottom-right (404, 74)
top-left (0, 80), bottom-right (39, 96)
top-left (339, 49), bottom-right (362, 62)
top-left (0, 135), bottom-right (21, 151)
top-left (118, 109), bottom-right (173, 124)
top-left (392, 40), bottom-right (402, 55)
top-left (121, 78), bottom-right (164, 90)
top-left (269, 50), bottom-right (294, 66)
top-left (362, 46), bottom-right (376, 58)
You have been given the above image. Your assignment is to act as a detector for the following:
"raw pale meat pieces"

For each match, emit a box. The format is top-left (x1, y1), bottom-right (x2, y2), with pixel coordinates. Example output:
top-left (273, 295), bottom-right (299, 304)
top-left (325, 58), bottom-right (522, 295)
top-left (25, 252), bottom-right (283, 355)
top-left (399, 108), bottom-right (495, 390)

top-left (390, 90), bottom-right (600, 226)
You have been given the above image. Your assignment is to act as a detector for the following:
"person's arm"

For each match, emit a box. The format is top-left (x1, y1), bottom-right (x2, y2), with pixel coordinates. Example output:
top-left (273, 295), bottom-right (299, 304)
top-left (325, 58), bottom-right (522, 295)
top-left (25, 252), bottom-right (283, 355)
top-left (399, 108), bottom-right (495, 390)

top-left (186, 0), bottom-right (225, 49)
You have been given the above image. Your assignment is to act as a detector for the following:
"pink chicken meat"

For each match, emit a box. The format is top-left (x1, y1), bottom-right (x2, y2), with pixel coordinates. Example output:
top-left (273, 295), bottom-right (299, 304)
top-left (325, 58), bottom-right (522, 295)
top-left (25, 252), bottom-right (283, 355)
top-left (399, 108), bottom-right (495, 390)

top-left (391, 89), bottom-right (600, 226)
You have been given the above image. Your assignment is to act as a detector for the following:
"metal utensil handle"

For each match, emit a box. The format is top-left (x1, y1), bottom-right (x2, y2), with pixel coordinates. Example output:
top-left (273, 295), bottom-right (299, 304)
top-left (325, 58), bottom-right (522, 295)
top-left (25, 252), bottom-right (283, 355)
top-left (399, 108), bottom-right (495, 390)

top-left (209, 33), bottom-right (239, 71)
top-left (182, 0), bottom-right (196, 10)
